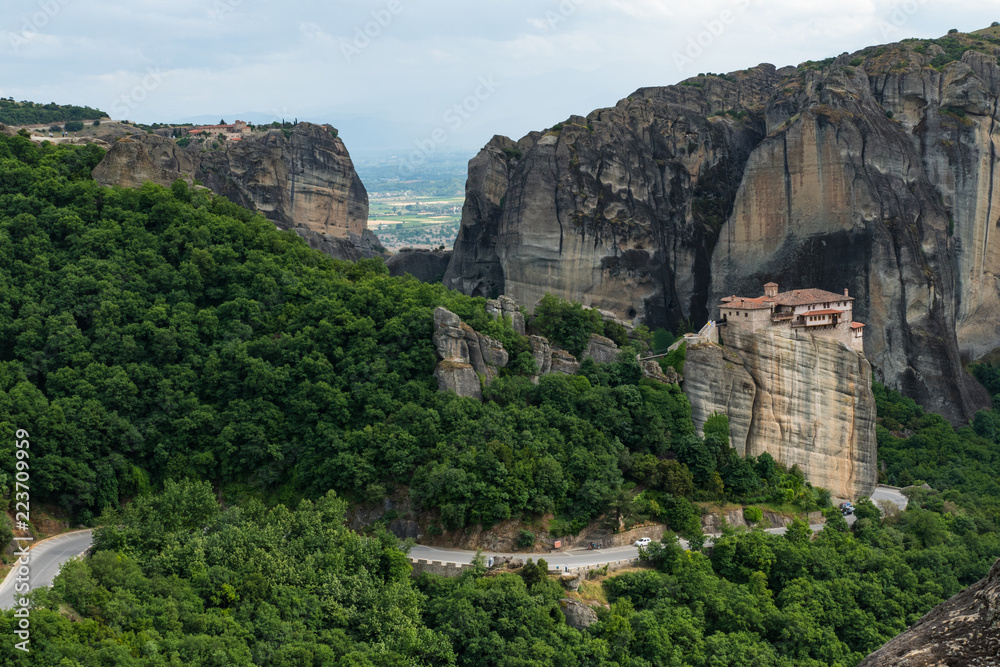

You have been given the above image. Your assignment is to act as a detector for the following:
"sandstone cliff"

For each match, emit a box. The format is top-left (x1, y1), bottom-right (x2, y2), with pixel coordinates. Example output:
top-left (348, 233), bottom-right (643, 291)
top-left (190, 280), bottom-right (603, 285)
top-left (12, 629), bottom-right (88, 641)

top-left (684, 327), bottom-right (877, 499)
top-left (92, 123), bottom-right (381, 261)
top-left (859, 558), bottom-right (1000, 666)
top-left (445, 29), bottom-right (1000, 423)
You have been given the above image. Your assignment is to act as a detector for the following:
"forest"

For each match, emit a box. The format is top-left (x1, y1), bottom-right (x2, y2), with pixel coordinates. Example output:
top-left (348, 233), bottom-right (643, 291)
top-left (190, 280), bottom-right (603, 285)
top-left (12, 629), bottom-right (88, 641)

top-left (0, 131), bottom-right (824, 538)
top-left (1, 132), bottom-right (999, 665)
top-left (0, 100), bottom-right (108, 126)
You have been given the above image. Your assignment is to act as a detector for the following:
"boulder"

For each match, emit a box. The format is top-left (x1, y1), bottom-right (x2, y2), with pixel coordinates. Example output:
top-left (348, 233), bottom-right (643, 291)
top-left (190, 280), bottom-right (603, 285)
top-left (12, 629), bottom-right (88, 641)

top-left (434, 361), bottom-right (482, 401)
top-left (560, 599), bottom-right (599, 630)
top-left (584, 333), bottom-right (619, 364)
top-left (550, 349), bottom-right (581, 375)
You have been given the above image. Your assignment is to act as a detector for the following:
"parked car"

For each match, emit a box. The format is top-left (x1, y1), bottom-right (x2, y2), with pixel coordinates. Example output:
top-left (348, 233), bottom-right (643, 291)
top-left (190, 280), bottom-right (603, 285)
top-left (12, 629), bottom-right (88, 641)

top-left (839, 502), bottom-right (854, 516)
top-left (634, 537), bottom-right (652, 547)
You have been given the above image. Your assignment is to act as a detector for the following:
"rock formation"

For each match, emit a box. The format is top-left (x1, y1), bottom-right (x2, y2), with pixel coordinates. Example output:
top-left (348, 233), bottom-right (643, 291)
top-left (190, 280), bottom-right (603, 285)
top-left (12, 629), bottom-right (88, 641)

top-left (431, 298), bottom-right (645, 397)
top-left (560, 599), bottom-right (599, 630)
top-left (92, 123), bottom-right (382, 262)
top-left (550, 349), bottom-right (581, 375)
top-left (431, 307), bottom-right (509, 399)
top-left (444, 30), bottom-right (1000, 424)
top-left (684, 327), bottom-right (877, 499)
top-left (387, 248), bottom-right (452, 283)
top-left (859, 558), bottom-right (1000, 666)
top-left (641, 359), bottom-right (680, 384)
top-left (486, 295), bottom-right (526, 335)
top-left (585, 334), bottom-right (620, 364)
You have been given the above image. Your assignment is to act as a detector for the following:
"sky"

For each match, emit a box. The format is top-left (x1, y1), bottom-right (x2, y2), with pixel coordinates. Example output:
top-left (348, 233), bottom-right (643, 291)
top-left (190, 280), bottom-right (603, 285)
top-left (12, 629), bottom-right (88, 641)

top-left (3, 0), bottom-right (1000, 155)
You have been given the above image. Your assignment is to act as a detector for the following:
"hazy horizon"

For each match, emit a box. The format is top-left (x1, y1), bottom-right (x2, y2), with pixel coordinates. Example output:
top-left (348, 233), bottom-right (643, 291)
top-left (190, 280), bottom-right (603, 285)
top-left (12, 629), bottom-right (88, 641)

top-left (4, 0), bottom-right (1000, 153)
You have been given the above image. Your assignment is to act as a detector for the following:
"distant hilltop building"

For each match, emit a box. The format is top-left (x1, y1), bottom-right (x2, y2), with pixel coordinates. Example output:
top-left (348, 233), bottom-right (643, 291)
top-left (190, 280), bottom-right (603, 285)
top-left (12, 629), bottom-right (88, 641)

top-left (187, 120), bottom-right (250, 140)
top-left (718, 282), bottom-right (865, 352)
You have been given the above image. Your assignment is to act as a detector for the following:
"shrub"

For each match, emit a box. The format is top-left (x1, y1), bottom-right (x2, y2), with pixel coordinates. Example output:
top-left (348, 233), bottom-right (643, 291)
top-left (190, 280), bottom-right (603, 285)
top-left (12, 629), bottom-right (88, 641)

top-left (658, 342), bottom-right (685, 375)
top-left (64, 121), bottom-right (84, 132)
top-left (948, 28), bottom-right (959, 34)
top-left (531, 293), bottom-right (603, 357)
top-left (516, 529), bottom-right (536, 550)
top-left (743, 506), bottom-right (764, 524)
top-left (49, 124), bottom-right (62, 132)
top-left (849, 57), bottom-right (863, 66)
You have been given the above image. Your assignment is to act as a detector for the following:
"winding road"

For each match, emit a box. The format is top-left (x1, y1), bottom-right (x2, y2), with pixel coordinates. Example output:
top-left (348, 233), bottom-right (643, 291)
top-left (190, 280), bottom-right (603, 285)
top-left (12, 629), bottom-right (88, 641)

top-left (0, 486), bottom-right (910, 599)
top-left (0, 530), bottom-right (93, 610)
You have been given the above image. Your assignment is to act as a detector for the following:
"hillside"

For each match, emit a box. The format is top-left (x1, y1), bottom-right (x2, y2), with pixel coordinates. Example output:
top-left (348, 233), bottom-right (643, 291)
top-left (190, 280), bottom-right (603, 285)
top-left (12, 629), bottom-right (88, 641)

top-left (0, 99), bottom-right (108, 126)
top-left (1, 111), bottom-right (1000, 666)
top-left (444, 28), bottom-right (1000, 425)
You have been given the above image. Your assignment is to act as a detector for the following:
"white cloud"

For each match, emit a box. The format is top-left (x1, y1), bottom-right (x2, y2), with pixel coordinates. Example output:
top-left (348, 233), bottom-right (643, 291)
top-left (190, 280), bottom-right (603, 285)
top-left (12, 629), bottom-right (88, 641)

top-left (3, 0), bottom-right (1000, 150)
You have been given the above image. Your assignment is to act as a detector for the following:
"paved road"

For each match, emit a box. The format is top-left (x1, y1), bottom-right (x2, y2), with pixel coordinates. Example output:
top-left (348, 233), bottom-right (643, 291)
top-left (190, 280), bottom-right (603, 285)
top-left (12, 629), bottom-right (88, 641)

top-left (0, 530), bottom-right (94, 610)
top-left (871, 485), bottom-right (909, 511)
top-left (410, 485), bottom-right (910, 569)
top-left (0, 488), bottom-right (910, 592)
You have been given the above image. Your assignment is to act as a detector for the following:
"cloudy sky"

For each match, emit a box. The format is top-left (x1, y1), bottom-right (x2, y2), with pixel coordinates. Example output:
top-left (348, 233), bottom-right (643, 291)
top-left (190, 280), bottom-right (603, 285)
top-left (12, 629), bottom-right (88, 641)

top-left (3, 0), bottom-right (1000, 153)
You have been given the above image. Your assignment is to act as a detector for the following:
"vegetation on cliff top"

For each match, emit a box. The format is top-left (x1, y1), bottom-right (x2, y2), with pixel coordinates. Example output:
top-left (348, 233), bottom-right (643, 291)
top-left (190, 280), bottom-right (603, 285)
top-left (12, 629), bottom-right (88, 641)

top-left (0, 99), bottom-right (109, 126)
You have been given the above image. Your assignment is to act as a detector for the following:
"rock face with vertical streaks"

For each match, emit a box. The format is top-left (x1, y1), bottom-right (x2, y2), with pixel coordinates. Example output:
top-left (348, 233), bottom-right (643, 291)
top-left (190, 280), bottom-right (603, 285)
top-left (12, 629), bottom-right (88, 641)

top-left (92, 122), bottom-right (382, 261)
top-left (444, 29), bottom-right (1000, 424)
top-left (684, 327), bottom-right (877, 499)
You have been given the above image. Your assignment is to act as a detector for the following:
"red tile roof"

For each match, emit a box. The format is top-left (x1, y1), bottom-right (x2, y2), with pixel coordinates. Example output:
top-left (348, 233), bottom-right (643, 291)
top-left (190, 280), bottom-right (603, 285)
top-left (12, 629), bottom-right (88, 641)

top-left (772, 288), bottom-right (853, 306)
top-left (720, 296), bottom-right (773, 310)
top-left (851, 322), bottom-right (866, 329)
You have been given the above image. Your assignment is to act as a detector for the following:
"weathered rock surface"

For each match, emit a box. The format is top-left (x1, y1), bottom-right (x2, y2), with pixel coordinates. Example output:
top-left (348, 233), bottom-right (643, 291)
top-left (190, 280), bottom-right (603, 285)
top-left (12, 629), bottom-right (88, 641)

top-left (431, 307), bottom-right (510, 399)
top-left (445, 32), bottom-right (1000, 424)
top-left (387, 248), bottom-right (452, 282)
top-left (685, 328), bottom-right (877, 499)
top-left (550, 349), bottom-right (581, 375)
top-left (486, 295), bottom-right (526, 335)
top-left (859, 558), bottom-right (1000, 666)
top-left (560, 599), bottom-right (599, 630)
top-left (92, 123), bottom-right (381, 262)
top-left (641, 360), bottom-right (680, 384)
top-left (584, 334), bottom-right (619, 364)
top-left (0, 123), bottom-right (17, 137)
top-left (684, 342), bottom-right (756, 453)
top-left (530, 335), bottom-right (553, 377)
